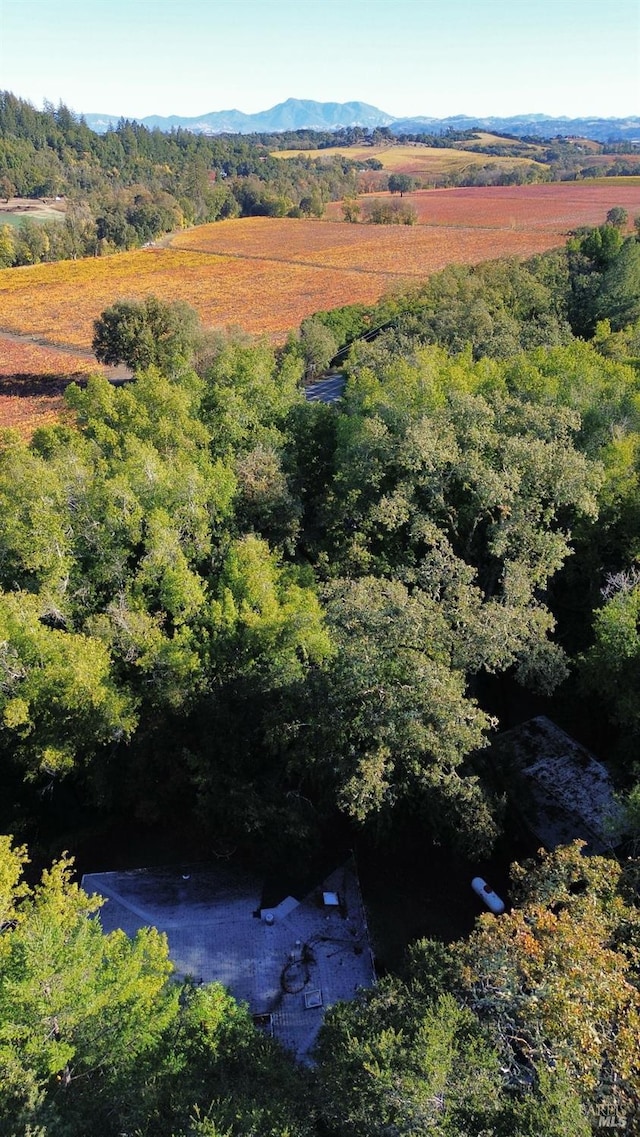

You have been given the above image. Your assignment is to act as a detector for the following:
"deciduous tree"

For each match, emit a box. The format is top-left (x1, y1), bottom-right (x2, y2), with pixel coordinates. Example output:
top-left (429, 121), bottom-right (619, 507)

top-left (92, 296), bottom-right (200, 374)
top-left (459, 842), bottom-right (640, 1121)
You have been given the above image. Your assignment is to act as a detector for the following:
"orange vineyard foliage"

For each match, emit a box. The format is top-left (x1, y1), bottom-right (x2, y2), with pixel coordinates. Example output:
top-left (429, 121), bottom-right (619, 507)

top-left (324, 182), bottom-right (640, 230)
top-left (0, 181), bottom-right (638, 363)
top-left (0, 338), bottom-right (97, 378)
top-left (0, 221), bottom-right (570, 351)
top-left (0, 338), bottom-right (101, 437)
top-left (170, 216), bottom-right (559, 268)
top-left (0, 391), bottom-right (66, 438)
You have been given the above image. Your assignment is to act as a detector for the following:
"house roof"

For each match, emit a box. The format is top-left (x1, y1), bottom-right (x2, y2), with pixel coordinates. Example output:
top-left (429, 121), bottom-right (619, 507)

top-left (81, 858), bottom-right (375, 1062)
top-left (495, 716), bottom-right (625, 853)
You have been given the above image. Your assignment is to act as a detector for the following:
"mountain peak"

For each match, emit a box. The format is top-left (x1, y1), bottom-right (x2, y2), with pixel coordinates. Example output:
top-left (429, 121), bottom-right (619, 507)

top-left (82, 101), bottom-right (640, 142)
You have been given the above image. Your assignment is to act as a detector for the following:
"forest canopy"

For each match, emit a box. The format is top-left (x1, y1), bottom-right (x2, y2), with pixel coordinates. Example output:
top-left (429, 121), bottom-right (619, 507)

top-left (1, 212), bottom-right (640, 1132)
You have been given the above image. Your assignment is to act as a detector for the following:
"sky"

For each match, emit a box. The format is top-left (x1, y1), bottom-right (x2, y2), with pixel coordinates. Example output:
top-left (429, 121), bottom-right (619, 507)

top-left (1, 0), bottom-right (638, 121)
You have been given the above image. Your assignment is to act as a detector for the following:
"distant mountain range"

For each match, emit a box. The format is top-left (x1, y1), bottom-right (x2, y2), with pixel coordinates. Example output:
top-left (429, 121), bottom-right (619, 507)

top-left (85, 99), bottom-right (395, 135)
top-left (83, 98), bottom-right (640, 143)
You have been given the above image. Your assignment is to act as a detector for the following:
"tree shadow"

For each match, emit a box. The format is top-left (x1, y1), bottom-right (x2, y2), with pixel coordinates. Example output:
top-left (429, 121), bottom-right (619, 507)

top-left (0, 372), bottom-right (100, 397)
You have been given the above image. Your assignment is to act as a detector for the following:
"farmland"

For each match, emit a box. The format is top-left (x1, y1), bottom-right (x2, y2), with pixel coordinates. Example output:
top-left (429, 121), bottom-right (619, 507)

top-left (0, 337), bottom-right (98, 378)
top-left (0, 384), bottom-right (65, 437)
top-left (6, 179), bottom-right (640, 353)
top-left (324, 182), bottom-right (640, 230)
top-left (0, 243), bottom-right (399, 346)
top-left (0, 336), bottom-right (122, 435)
top-left (274, 141), bottom-right (545, 181)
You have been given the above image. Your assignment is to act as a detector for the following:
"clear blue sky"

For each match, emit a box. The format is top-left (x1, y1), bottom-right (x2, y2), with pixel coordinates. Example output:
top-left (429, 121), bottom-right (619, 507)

top-left (1, 0), bottom-right (638, 120)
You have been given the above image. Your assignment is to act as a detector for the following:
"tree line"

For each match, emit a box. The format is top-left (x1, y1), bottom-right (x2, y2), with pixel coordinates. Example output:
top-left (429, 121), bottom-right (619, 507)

top-left (2, 91), bottom-right (636, 269)
top-left (0, 92), bottom-right (375, 265)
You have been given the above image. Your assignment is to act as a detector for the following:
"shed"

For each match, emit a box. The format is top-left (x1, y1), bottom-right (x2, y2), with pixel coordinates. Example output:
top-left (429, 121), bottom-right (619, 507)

top-left (494, 716), bottom-right (626, 853)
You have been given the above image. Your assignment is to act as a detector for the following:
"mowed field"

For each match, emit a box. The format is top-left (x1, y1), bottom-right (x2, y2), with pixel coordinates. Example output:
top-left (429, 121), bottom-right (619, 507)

top-left (275, 141), bottom-right (544, 180)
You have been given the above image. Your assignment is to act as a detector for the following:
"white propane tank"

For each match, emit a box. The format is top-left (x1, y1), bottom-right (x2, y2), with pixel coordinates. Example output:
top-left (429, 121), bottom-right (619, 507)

top-left (471, 877), bottom-right (505, 915)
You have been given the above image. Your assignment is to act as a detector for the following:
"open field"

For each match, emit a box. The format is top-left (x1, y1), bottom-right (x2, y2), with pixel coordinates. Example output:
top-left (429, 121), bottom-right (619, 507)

top-left (0, 337), bottom-right (101, 378)
top-left (274, 142), bottom-right (544, 180)
top-left (455, 132), bottom-right (542, 151)
top-left (0, 336), bottom-right (125, 435)
top-left (0, 245), bottom-right (395, 346)
top-left (171, 216), bottom-right (560, 272)
top-left (0, 197), bottom-right (66, 227)
top-left (324, 182), bottom-right (640, 231)
top-left (572, 154), bottom-right (640, 169)
top-left (591, 175), bottom-right (640, 185)
top-left (0, 383), bottom-right (66, 437)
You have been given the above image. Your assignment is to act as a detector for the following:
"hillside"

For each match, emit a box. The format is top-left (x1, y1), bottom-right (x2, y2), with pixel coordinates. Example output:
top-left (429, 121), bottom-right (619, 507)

top-left (1, 183), bottom-right (638, 363)
top-left (274, 141), bottom-right (547, 183)
top-left (2, 207), bottom-right (640, 1131)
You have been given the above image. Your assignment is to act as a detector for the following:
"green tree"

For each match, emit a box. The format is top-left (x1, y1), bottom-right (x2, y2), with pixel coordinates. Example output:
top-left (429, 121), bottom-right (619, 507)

top-left (594, 237), bottom-right (640, 331)
top-left (0, 222), bottom-right (15, 267)
top-left (92, 295), bottom-right (200, 374)
top-left (234, 443), bottom-right (302, 550)
top-left (199, 333), bottom-right (303, 455)
top-left (0, 590), bottom-right (136, 778)
top-left (580, 578), bottom-right (640, 738)
top-left (0, 840), bottom-right (176, 1132)
top-left (342, 195), bottom-right (361, 222)
top-left (315, 937), bottom-right (590, 1137)
top-left (316, 987), bottom-right (501, 1136)
top-left (323, 347), bottom-right (599, 691)
top-left (0, 839), bottom-right (313, 1137)
top-left (388, 172), bottom-right (413, 196)
top-left (298, 315), bottom-right (338, 380)
top-left (286, 576), bottom-right (498, 852)
top-left (209, 533), bottom-right (332, 691)
top-left (606, 205), bottom-right (629, 229)
top-left (0, 175), bottom-right (15, 202)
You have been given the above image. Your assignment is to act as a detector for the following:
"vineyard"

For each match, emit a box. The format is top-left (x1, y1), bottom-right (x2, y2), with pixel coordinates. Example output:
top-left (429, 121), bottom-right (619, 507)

top-left (0, 216), bottom-right (581, 351)
top-left (0, 388), bottom-right (65, 437)
top-left (1, 179), bottom-right (640, 436)
top-left (323, 182), bottom-right (640, 230)
top-left (0, 338), bottom-right (118, 435)
top-left (170, 217), bottom-right (560, 277)
top-left (0, 338), bottom-right (98, 378)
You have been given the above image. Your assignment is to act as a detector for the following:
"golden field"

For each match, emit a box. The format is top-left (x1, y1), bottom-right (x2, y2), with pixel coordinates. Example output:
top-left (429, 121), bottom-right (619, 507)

top-left (273, 141), bottom-right (543, 180)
